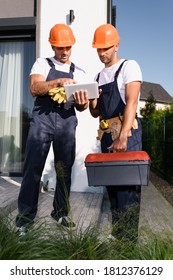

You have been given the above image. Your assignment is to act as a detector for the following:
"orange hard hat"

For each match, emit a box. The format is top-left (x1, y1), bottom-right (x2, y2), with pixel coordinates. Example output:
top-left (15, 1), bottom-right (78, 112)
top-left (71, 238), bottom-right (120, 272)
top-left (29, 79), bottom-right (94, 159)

top-left (48, 24), bottom-right (76, 47)
top-left (92, 24), bottom-right (120, 48)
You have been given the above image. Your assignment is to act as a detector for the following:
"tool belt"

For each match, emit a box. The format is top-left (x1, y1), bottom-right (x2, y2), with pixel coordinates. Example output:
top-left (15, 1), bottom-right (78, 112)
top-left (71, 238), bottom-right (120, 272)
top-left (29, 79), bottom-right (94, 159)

top-left (97, 116), bottom-right (138, 141)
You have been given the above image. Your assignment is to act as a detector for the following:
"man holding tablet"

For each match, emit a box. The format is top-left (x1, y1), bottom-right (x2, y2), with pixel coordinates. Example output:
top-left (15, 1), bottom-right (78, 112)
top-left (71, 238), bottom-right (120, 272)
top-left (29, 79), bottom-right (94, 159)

top-left (16, 23), bottom-right (89, 234)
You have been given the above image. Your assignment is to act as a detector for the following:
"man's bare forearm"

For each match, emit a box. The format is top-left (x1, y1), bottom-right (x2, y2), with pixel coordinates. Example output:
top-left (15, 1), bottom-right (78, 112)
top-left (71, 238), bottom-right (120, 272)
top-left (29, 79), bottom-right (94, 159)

top-left (89, 99), bottom-right (99, 118)
top-left (30, 79), bottom-right (61, 96)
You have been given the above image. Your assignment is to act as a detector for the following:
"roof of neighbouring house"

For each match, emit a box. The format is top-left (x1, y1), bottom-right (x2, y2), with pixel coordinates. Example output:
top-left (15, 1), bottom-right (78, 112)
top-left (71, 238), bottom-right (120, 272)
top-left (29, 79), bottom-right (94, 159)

top-left (140, 81), bottom-right (172, 104)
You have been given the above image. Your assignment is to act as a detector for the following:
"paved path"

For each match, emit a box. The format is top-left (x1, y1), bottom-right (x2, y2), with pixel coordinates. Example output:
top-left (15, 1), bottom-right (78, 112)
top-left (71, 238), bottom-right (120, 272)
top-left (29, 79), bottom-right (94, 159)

top-left (1, 176), bottom-right (173, 239)
top-left (0, 176), bottom-right (103, 232)
top-left (140, 181), bottom-right (173, 239)
top-left (99, 182), bottom-right (173, 240)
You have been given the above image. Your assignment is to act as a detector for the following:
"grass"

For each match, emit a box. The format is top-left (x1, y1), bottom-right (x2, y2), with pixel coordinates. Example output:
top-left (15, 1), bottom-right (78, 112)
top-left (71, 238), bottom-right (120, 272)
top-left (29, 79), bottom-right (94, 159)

top-left (1, 215), bottom-right (173, 260)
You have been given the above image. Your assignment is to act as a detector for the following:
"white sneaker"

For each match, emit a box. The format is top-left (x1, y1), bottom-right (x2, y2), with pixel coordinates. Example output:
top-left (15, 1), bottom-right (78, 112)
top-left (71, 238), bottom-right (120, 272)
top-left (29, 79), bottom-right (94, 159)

top-left (61, 216), bottom-right (75, 227)
top-left (106, 234), bottom-right (117, 241)
top-left (16, 226), bottom-right (27, 236)
top-left (51, 214), bottom-right (75, 227)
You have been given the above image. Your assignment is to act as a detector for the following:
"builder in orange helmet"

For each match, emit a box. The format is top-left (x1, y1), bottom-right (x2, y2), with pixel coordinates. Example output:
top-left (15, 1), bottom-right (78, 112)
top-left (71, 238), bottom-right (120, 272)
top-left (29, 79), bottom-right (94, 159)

top-left (89, 24), bottom-right (142, 240)
top-left (15, 23), bottom-right (88, 234)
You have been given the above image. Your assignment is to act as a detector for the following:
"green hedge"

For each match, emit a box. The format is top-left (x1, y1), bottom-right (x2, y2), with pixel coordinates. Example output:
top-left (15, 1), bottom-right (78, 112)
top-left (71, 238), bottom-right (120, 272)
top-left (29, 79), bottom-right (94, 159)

top-left (141, 112), bottom-right (173, 183)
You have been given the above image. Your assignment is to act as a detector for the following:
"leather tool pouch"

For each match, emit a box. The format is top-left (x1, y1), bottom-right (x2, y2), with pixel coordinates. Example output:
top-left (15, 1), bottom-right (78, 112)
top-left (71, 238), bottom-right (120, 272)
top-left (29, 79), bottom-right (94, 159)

top-left (97, 116), bottom-right (138, 141)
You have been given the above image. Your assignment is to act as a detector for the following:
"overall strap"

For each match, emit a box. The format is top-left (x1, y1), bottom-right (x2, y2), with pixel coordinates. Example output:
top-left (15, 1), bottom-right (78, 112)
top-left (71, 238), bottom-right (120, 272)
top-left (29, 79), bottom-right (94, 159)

top-left (115, 59), bottom-right (127, 78)
top-left (69, 62), bottom-right (75, 74)
top-left (96, 73), bottom-right (100, 83)
top-left (46, 58), bottom-right (55, 68)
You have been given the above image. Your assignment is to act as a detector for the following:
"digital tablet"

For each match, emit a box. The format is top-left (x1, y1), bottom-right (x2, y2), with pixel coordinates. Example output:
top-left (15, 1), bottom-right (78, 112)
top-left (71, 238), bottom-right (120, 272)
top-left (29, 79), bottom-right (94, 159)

top-left (64, 82), bottom-right (99, 100)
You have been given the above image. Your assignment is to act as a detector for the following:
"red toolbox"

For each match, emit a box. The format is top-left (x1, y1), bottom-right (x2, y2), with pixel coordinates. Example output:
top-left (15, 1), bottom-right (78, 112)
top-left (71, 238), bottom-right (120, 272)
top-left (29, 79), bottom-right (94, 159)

top-left (84, 151), bottom-right (151, 186)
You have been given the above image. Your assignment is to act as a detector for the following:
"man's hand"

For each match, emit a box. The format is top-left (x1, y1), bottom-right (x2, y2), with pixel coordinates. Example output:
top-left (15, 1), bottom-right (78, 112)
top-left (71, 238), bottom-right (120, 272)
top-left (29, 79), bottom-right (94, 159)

top-left (108, 131), bottom-right (128, 152)
top-left (58, 78), bottom-right (76, 86)
top-left (73, 90), bottom-right (89, 111)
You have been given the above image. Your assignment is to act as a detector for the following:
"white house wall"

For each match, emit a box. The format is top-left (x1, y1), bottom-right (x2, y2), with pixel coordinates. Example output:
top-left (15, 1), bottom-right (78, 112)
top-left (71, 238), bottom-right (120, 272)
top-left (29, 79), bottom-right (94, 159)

top-left (37, 0), bottom-right (108, 192)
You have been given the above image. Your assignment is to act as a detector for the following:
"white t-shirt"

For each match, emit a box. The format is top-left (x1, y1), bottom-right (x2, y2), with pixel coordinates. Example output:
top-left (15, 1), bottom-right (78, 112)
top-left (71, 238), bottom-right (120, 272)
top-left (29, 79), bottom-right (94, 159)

top-left (95, 59), bottom-right (142, 104)
top-left (30, 57), bottom-right (87, 83)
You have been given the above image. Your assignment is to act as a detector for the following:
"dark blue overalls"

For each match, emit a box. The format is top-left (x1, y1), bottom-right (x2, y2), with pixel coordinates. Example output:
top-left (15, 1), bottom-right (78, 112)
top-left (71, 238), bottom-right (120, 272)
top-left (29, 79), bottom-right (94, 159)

top-left (16, 59), bottom-right (77, 227)
top-left (97, 60), bottom-right (142, 238)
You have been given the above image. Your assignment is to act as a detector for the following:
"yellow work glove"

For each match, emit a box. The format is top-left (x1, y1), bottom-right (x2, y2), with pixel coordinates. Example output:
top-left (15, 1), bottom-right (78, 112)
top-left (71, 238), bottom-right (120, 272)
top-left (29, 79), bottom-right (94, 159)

top-left (100, 119), bottom-right (109, 130)
top-left (48, 87), bottom-right (67, 104)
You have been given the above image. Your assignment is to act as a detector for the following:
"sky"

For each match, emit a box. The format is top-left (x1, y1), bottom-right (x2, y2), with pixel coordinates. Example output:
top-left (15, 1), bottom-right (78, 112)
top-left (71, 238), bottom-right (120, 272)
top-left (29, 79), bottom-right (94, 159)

top-left (113, 0), bottom-right (173, 96)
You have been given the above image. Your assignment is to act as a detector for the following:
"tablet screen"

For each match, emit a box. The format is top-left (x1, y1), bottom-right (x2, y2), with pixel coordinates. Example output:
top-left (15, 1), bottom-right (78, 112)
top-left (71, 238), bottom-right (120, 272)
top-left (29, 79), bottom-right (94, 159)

top-left (64, 82), bottom-right (99, 100)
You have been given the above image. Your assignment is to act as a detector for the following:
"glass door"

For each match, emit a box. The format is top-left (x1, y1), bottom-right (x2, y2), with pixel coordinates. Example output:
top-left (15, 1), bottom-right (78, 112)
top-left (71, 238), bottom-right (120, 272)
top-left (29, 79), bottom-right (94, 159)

top-left (0, 40), bottom-right (35, 175)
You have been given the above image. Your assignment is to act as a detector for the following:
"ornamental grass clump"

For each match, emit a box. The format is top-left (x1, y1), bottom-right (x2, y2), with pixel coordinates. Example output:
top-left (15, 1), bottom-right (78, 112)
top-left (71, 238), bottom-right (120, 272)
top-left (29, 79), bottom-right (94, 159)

top-left (1, 215), bottom-right (173, 260)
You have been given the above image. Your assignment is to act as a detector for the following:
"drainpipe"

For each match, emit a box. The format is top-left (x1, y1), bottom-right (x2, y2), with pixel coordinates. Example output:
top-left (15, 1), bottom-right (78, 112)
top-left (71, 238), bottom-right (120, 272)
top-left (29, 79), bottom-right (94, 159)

top-left (107, 0), bottom-right (116, 26)
top-left (107, 0), bottom-right (112, 23)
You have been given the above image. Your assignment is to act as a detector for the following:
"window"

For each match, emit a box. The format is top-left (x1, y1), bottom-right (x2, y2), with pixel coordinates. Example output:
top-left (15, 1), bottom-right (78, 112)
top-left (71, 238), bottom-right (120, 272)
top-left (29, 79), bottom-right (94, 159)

top-left (0, 39), bottom-right (35, 175)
